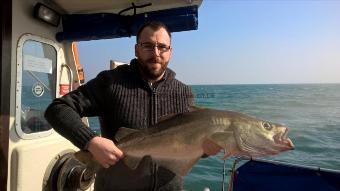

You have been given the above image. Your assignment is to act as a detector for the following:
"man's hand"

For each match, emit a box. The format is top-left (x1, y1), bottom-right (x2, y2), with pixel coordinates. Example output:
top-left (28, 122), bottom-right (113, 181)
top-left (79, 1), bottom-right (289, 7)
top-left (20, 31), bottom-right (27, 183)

top-left (87, 136), bottom-right (124, 168)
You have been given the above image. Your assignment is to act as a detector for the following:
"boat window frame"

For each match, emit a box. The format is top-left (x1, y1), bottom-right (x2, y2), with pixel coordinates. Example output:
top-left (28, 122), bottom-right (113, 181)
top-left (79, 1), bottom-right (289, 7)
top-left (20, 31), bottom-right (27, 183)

top-left (15, 34), bottom-right (60, 139)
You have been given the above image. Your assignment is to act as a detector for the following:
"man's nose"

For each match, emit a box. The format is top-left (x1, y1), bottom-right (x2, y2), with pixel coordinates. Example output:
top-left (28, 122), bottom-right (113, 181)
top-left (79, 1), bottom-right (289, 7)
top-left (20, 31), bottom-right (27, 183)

top-left (151, 47), bottom-right (161, 56)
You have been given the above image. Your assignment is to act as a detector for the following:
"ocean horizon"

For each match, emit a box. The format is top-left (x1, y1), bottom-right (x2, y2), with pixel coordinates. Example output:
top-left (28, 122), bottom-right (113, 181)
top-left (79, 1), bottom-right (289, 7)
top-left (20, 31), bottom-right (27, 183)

top-left (189, 82), bottom-right (340, 85)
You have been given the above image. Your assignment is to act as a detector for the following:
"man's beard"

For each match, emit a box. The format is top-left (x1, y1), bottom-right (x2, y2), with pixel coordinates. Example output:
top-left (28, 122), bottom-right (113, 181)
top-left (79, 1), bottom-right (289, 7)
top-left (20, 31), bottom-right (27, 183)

top-left (138, 58), bottom-right (168, 80)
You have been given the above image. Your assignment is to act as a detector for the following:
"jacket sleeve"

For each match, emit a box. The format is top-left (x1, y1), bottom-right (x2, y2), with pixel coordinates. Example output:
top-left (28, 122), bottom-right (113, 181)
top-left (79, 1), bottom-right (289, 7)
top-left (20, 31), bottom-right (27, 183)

top-left (44, 71), bottom-right (113, 149)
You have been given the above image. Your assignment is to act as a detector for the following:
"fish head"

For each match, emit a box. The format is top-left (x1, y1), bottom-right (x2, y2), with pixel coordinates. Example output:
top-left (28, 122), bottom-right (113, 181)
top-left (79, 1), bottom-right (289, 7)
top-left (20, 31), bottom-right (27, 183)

top-left (232, 117), bottom-right (294, 157)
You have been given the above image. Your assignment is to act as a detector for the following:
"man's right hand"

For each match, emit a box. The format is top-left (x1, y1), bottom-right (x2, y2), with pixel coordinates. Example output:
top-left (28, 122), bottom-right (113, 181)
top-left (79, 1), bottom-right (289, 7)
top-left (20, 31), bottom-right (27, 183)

top-left (87, 136), bottom-right (124, 168)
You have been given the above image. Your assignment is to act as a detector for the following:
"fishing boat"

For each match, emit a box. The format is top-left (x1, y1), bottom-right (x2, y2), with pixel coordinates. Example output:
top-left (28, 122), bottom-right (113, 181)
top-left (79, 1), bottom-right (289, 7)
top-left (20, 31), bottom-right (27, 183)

top-left (1, 0), bottom-right (340, 191)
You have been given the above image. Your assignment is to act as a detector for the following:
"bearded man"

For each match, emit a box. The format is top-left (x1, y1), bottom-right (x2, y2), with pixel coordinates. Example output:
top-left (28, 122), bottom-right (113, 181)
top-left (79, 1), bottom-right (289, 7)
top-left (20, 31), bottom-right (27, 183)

top-left (45, 21), bottom-right (195, 190)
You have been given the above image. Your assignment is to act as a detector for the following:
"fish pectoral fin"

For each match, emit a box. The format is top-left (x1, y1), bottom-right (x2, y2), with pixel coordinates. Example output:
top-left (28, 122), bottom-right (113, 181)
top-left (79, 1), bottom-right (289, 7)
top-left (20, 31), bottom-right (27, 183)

top-left (115, 127), bottom-right (141, 142)
top-left (210, 132), bottom-right (234, 149)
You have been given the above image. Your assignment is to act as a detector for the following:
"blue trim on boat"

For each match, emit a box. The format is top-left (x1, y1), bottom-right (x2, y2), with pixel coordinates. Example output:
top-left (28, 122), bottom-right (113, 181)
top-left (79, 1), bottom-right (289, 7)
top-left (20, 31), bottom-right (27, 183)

top-left (232, 159), bottom-right (340, 191)
top-left (56, 6), bottom-right (198, 42)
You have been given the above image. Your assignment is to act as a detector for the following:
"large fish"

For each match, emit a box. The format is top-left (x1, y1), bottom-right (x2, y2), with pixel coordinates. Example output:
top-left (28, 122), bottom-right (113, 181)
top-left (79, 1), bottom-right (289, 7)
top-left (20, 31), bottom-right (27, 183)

top-left (75, 107), bottom-right (294, 176)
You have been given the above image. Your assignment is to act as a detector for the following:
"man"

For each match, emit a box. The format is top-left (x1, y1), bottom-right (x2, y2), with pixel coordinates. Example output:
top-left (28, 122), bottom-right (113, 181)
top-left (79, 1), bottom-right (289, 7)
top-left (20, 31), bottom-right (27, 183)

top-left (45, 21), bottom-right (195, 190)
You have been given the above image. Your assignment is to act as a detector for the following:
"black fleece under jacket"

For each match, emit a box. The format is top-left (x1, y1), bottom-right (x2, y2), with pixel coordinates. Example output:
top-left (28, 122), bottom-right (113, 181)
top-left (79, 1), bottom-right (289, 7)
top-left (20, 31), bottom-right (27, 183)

top-left (44, 58), bottom-right (194, 149)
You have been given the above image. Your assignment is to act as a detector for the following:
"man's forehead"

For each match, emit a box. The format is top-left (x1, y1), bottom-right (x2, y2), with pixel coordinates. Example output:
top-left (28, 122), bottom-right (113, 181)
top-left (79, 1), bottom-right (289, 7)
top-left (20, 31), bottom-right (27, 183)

top-left (138, 27), bottom-right (171, 43)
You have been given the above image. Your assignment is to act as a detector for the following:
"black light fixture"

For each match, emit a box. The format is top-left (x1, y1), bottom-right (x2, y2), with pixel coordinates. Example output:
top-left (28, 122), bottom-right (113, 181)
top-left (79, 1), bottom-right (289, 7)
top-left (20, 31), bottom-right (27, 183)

top-left (34, 3), bottom-right (60, 27)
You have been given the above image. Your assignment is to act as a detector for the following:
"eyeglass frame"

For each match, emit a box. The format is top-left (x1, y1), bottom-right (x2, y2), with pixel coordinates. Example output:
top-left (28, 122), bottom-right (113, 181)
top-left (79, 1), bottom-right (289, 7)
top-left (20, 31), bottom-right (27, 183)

top-left (137, 42), bottom-right (171, 53)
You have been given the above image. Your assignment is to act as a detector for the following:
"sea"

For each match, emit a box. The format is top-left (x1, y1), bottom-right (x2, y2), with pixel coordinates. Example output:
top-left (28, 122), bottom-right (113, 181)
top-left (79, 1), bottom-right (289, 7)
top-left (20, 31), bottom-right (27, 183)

top-left (86, 83), bottom-right (340, 191)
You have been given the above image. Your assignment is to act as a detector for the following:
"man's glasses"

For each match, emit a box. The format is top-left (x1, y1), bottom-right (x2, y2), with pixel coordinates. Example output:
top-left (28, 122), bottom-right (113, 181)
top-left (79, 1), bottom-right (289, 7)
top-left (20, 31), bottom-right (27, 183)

top-left (138, 42), bottom-right (171, 53)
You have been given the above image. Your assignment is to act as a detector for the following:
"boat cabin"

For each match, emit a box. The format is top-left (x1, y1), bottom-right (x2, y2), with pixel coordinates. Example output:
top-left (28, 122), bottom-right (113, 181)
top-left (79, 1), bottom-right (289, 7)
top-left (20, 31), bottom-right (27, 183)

top-left (0, 0), bottom-right (202, 190)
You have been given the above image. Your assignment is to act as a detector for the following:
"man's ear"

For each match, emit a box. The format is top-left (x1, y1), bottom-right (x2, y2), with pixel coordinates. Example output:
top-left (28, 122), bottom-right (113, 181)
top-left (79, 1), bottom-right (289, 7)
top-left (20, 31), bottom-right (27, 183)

top-left (169, 47), bottom-right (173, 58)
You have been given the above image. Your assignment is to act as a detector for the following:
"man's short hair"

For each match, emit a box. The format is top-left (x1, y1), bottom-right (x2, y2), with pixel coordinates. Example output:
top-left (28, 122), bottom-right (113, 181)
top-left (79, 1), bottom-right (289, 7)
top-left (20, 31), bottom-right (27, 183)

top-left (136, 21), bottom-right (171, 43)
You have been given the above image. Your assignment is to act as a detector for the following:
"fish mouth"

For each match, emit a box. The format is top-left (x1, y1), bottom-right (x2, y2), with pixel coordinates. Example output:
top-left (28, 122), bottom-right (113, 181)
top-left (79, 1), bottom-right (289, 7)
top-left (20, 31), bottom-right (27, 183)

top-left (273, 128), bottom-right (294, 150)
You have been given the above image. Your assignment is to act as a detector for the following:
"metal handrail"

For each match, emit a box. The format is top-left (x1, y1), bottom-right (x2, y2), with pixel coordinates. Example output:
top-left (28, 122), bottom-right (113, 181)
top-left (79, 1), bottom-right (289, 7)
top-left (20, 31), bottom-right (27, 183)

top-left (61, 64), bottom-right (73, 91)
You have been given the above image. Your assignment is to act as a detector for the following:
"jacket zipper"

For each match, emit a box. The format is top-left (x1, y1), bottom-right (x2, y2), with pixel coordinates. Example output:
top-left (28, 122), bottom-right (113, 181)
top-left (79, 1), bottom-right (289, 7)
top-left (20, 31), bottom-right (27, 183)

top-left (149, 86), bottom-right (158, 126)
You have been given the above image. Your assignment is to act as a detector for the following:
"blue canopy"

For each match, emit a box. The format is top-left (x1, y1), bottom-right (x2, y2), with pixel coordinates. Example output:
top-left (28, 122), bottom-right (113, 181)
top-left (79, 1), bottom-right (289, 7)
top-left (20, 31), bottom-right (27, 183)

top-left (56, 5), bottom-right (198, 42)
top-left (232, 159), bottom-right (340, 191)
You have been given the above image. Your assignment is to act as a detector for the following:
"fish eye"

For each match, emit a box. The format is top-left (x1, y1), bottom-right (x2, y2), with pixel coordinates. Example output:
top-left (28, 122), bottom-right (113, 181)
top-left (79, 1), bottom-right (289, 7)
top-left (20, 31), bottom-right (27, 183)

top-left (262, 122), bottom-right (273, 131)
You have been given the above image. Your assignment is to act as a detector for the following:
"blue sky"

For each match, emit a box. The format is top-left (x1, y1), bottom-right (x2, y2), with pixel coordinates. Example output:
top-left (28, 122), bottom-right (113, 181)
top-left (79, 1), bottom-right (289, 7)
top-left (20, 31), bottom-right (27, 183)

top-left (78, 1), bottom-right (340, 85)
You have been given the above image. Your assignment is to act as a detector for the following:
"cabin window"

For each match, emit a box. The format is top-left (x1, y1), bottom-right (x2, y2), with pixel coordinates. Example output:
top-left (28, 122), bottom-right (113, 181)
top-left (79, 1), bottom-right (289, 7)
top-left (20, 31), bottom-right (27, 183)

top-left (16, 36), bottom-right (57, 138)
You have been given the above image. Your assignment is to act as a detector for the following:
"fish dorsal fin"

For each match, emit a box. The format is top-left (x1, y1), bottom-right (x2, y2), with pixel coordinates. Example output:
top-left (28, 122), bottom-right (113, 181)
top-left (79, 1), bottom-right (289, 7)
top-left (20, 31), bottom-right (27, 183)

top-left (115, 127), bottom-right (140, 142)
top-left (157, 113), bottom-right (181, 123)
top-left (188, 105), bottom-right (203, 112)
top-left (154, 106), bottom-right (204, 126)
